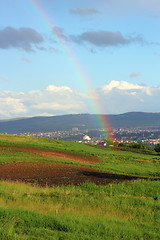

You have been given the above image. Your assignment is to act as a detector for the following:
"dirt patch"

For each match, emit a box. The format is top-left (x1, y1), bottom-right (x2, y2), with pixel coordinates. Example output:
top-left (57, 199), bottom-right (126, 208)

top-left (136, 196), bottom-right (151, 199)
top-left (130, 159), bottom-right (151, 163)
top-left (0, 145), bottom-right (145, 186)
top-left (0, 161), bottom-right (142, 186)
top-left (0, 145), bottom-right (101, 165)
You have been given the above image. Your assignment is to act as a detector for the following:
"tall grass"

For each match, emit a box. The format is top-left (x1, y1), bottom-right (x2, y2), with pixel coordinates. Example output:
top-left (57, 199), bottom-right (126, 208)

top-left (0, 180), bottom-right (159, 240)
top-left (0, 135), bottom-right (159, 239)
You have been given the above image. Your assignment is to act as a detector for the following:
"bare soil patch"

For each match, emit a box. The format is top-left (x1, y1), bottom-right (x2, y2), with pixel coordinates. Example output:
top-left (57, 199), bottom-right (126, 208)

top-left (130, 159), bottom-right (151, 163)
top-left (0, 161), bottom-right (141, 186)
top-left (0, 145), bottom-right (144, 186)
top-left (0, 145), bottom-right (101, 165)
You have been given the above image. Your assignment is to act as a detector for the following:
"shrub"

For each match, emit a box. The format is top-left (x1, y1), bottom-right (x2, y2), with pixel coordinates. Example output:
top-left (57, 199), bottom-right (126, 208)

top-left (154, 144), bottom-right (160, 153)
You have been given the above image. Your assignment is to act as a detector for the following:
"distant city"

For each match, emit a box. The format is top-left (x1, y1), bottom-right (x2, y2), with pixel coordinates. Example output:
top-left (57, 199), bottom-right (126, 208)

top-left (11, 126), bottom-right (160, 146)
top-left (0, 112), bottom-right (160, 146)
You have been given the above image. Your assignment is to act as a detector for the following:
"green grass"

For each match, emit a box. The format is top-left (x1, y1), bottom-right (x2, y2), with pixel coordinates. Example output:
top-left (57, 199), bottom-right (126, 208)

top-left (0, 134), bottom-right (98, 155)
top-left (0, 146), bottom-right (86, 167)
top-left (0, 180), bottom-right (159, 240)
top-left (0, 134), bottom-right (159, 239)
top-left (0, 134), bottom-right (159, 178)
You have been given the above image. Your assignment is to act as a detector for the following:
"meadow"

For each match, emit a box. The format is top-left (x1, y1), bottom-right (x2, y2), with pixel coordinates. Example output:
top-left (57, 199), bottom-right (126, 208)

top-left (0, 134), bottom-right (159, 240)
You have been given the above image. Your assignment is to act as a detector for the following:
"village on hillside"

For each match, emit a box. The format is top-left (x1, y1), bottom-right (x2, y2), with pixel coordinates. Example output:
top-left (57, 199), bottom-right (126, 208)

top-left (10, 127), bottom-right (160, 146)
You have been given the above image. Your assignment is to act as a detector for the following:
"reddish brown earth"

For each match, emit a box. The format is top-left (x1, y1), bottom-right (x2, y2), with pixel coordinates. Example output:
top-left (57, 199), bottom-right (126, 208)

top-left (0, 145), bottom-right (141, 186)
top-left (0, 161), bottom-right (140, 186)
top-left (130, 158), bottom-right (151, 163)
top-left (0, 145), bottom-right (101, 165)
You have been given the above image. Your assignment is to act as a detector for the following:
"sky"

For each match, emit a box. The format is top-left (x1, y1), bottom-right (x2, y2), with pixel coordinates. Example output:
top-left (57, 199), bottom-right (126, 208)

top-left (0, 0), bottom-right (160, 119)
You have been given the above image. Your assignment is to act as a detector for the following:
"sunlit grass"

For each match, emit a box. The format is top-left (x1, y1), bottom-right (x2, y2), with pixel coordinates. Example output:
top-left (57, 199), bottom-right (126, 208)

top-left (0, 134), bottom-right (160, 178)
top-left (0, 134), bottom-right (159, 239)
top-left (0, 180), bottom-right (159, 240)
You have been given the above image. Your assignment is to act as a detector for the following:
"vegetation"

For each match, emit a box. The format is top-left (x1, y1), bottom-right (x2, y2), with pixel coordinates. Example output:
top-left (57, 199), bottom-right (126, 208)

top-left (0, 180), bottom-right (159, 240)
top-left (0, 134), bottom-right (159, 178)
top-left (117, 142), bottom-right (156, 154)
top-left (0, 134), bottom-right (159, 239)
top-left (154, 144), bottom-right (160, 154)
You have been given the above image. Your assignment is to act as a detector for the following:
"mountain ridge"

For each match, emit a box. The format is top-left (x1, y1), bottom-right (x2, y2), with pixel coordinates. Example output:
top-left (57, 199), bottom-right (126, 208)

top-left (0, 112), bottom-right (160, 134)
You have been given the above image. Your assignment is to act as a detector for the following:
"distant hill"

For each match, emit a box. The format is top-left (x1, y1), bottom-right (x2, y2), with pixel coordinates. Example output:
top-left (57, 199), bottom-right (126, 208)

top-left (0, 112), bottom-right (160, 134)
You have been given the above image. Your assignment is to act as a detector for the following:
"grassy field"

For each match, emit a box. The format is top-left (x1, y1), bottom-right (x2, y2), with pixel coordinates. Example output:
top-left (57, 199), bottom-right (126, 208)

top-left (0, 134), bottom-right (159, 240)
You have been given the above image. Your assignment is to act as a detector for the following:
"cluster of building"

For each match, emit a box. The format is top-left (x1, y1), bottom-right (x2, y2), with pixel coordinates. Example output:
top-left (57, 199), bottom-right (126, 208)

top-left (16, 129), bottom-right (104, 144)
top-left (113, 127), bottom-right (160, 145)
top-left (12, 126), bottom-right (160, 146)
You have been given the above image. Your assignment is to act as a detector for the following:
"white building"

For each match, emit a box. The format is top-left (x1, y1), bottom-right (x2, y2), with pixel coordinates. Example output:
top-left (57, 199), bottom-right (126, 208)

top-left (83, 135), bottom-right (91, 141)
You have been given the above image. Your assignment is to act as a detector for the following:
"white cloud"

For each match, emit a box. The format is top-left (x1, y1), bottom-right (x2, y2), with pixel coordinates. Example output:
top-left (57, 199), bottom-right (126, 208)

top-left (98, 81), bottom-right (159, 113)
top-left (0, 85), bottom-right (88, 119)
top-left (46, 85), bottom-right (72, 92)
top-left (101, 80), bottom-right (143, 91)
top-left (0, 97), bottom-right (27, 118)
top-left (0, 82), bottom-right (159, 119)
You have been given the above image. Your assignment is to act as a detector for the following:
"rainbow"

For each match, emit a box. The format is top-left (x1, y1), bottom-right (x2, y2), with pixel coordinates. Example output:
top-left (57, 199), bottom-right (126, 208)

top-left (28, 0), bottom-right (114, 141)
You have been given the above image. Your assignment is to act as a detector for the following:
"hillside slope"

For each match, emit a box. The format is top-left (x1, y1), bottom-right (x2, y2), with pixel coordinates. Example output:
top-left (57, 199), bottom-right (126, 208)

top-left (0, 135), bottom-right (159, 240)
top-left (0, 112), bottom-right (160, 133)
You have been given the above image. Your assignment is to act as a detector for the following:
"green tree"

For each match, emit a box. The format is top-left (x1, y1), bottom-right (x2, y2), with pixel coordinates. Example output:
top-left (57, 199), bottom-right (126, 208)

top-left (128, 142), bottom-right (145, 150)
top-left (154, 144), bottom-right (160, 153)
top-left (104, 138), bottom-right (114, 146)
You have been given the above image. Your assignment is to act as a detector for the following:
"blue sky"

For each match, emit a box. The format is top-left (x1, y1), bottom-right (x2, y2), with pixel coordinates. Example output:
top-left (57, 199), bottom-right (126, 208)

top-left (0, 0), bottom-right (160, 119)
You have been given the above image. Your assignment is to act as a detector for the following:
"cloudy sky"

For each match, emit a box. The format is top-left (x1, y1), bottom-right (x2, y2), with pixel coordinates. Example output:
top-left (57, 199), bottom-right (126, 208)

top-left (0, 0), bottom-right (160, 119)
